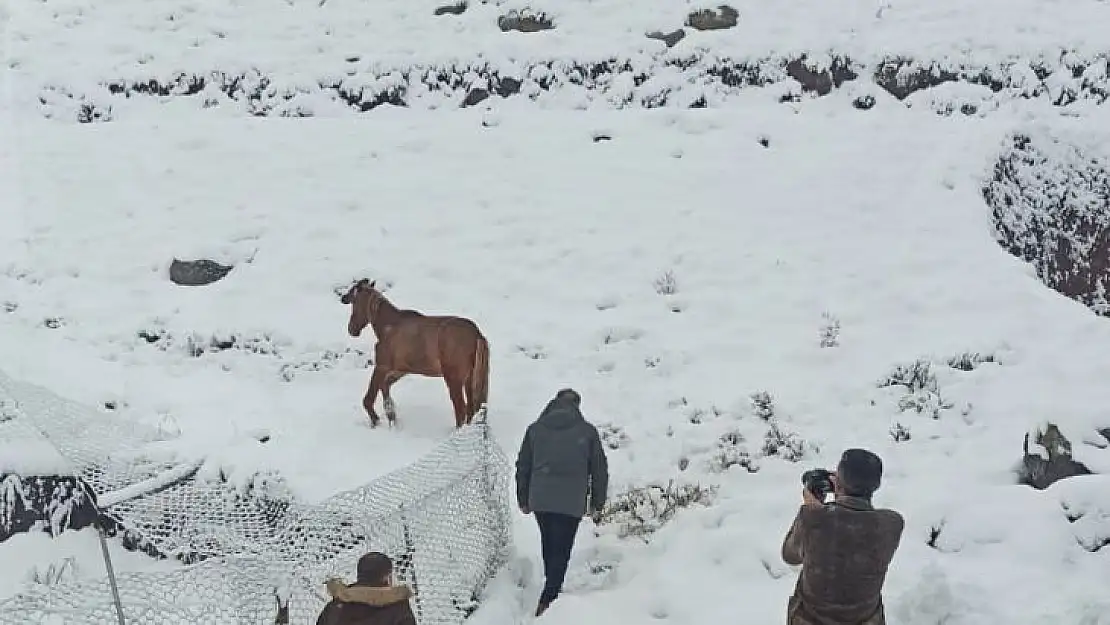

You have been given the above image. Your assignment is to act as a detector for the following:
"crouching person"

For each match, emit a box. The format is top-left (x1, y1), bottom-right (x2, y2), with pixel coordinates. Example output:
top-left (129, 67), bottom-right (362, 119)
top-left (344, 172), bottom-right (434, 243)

top-left (316, 552), bottom-right (417, 625)
top-left (781, 449), bottom-right (904, 625)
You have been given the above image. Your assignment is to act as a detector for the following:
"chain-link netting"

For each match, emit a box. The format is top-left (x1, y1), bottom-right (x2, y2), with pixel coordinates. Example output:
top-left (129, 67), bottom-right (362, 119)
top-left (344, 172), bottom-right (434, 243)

top-left (0, 369), bottom-right (513, 624)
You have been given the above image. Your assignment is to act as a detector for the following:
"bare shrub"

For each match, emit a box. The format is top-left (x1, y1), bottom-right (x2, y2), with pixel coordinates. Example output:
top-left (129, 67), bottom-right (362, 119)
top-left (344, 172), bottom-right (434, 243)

top-left (819, 311), bottom-right (841, 348)
top-left (946, 351), bottom-right (997, 371)
top-left (653, 270), bottom-right (678, 295)
top-left (27, 557), bottom-right (79, 587)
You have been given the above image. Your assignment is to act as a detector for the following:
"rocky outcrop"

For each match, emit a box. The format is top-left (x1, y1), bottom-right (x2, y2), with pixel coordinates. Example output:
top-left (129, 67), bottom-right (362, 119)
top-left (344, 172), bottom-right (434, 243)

top-left (0, 473), bottom-right (160, 558)
top-left (35, 50), bottom-right (1110, 122)
top-left (434, 2), bottom-right (467, 16)
top-left (645, 29), bottom-right (686, 48)
top-left (1019, 424), bottom-right (1093, 490)
top-left (169, 258), bottom-right (234, 286)
top-left (685, 5), bottom-right (738, 31)
top-left (982, 131), bottom-right (1110, 317)
top-left (0, 474), bottom-right (98, 542)
top-left (497, 9), bottom-right (554, 33)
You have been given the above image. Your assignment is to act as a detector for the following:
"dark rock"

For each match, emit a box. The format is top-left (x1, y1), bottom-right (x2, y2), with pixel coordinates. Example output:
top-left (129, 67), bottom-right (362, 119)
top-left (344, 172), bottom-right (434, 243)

top-left (982, 132), bottom-right (1110, 317)
top-left (785, 56), bottom-right (858, 96)
top-left (686, 5), bottom-right (738, 31)
top-left (873, 57), bottom-right (958, 100)
top-left (646, 29), bottom-right (686, 48)
top-left (592, 133), bottom-right (612, 142)
top-left (462, 88), bottom-right (489, 107)
top-left (434, 2), bottom-right (467, 16)
top-left (498, 10), bottom-right (554, 33)
top-left (0, 474), bottom-right (100, 543)
top-left (494, 76), bottom-right (522, 97)
top-left (169, 258), bottom-right (233, 286)
top-left (1100, 428), bottom-right (1110, 444)
top-left (1018, 424), bottom-right (1093, 490)
top-left (757, 136), bottom-right (770, 148)
top-left (852, 94), bottom-right (876, 110)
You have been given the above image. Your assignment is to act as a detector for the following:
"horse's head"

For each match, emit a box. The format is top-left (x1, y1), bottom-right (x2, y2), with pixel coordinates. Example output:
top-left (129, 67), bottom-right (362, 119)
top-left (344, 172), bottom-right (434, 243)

top-left (340, 278), bottom-right (378, 337)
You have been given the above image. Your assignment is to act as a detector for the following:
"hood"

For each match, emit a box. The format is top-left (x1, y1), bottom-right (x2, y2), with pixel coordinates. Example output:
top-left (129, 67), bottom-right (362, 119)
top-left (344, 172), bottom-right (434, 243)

top-left (536, 397), bottom-right (585, 431)
top-left (325, 578), bottom-right (412, 607)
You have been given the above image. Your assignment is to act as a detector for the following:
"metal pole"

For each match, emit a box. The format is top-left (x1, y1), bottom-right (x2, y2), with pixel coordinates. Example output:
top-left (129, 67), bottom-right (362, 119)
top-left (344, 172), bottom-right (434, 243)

top-left (95, 518), bottom-right (127, 625)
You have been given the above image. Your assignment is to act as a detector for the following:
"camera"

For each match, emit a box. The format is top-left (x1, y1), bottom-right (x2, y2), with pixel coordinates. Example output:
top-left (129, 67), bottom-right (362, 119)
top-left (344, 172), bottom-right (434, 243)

top-left (801, 468), bottom-right (834, 501)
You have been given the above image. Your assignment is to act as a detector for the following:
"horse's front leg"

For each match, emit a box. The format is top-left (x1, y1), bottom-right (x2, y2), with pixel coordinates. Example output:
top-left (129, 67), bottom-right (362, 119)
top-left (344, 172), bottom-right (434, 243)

top-left (363, 366), bottom-right (388, 428)
top-left (381, 372), bottom-right (406, 426)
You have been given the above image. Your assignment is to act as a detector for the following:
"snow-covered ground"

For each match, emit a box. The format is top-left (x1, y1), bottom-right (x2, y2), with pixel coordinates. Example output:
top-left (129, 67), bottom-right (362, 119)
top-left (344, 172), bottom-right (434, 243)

top-left (4, 0), bottom-right (1110, 624)
top-left (0, 529), bottom-right (178, 602)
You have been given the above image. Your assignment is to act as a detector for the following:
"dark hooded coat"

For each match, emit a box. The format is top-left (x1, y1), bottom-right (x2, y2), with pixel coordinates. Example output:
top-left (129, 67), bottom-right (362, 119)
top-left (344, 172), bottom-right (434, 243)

top-left (515, 394), bottom-right (609, 518)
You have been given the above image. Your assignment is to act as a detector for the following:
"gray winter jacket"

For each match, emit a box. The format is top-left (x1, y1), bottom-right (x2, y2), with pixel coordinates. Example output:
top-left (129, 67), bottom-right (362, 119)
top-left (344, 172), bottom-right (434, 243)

top-left (515, 396), bottom-right (609, 518)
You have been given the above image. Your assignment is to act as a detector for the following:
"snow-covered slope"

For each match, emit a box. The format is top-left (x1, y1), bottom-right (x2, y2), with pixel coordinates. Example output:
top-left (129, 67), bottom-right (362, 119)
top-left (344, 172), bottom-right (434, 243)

top-left (7, 0), bottom-right (1110, 119)
top-left (4, 0), bottom-right (1110, 624)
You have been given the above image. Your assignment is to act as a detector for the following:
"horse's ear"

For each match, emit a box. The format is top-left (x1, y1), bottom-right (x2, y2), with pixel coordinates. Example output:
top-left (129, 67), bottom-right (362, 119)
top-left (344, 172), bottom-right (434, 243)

top-left (368, 280), bottom-right (376, 289)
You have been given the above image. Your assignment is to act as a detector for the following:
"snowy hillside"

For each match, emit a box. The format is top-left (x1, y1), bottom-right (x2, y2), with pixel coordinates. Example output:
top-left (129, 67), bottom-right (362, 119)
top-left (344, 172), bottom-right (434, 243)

top-left (7, 0), bottom-right (1110, 119)
top-left (4, 0), bottom-right (1110, 624)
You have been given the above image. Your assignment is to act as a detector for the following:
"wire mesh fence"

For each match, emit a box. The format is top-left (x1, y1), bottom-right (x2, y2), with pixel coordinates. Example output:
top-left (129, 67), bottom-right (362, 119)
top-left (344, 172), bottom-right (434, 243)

top-left (0, 369), bottom-right (513, 624)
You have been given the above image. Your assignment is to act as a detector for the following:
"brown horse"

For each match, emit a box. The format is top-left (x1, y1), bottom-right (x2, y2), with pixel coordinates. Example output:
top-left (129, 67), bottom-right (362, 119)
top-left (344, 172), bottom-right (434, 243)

top-left (339, 279), bottom-right (490, 429)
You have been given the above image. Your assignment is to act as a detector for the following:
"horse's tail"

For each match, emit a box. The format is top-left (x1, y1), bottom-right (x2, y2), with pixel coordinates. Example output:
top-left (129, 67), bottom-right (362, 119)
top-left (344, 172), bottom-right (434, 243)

top-left (469, 334), bottom-right (490, 419)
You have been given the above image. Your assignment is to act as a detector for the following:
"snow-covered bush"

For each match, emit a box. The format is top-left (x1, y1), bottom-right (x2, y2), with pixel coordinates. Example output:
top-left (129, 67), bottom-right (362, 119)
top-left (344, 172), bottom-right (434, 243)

top-left (278, 347), bottom-right (372, 381)
top-left (594, 481), bottom-right (715, 540)
top-left (750, 391), bottom-right (775, 421)
top-left (709, 429), bottom-right (758, 473)
top-left (877, 359), bottom-right (954, 419)
top-left (137, 327), bottom-right (286, 359)
top-left (597, 423), bottom-right (629, 450)
top-left (761, 420), bottom-right (810, 462)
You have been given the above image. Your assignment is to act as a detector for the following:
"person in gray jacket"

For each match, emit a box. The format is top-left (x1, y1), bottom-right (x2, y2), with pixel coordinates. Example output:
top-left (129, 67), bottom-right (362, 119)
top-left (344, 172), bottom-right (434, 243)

top-left (515, 388), bottom-right (609, 617)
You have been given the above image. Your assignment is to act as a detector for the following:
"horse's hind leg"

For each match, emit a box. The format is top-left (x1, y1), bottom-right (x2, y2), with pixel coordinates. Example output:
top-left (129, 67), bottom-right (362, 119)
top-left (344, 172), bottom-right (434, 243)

top-left (382, 372), bottom-right (406, 425)
top-left (444, 375), bottom-right (467, 428)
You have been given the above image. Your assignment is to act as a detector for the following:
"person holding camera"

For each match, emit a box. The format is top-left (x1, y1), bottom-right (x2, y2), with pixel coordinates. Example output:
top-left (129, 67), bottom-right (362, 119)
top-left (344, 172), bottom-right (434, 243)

top-left (781, 448), bottom-right (904, 625)
top-left (515, 388), bottom-right (610, 618)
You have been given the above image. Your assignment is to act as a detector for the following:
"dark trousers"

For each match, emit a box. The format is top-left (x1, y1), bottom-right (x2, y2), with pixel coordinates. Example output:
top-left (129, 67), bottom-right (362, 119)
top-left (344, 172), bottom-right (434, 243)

top-left (535, 511), bottom-right (581, 604)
